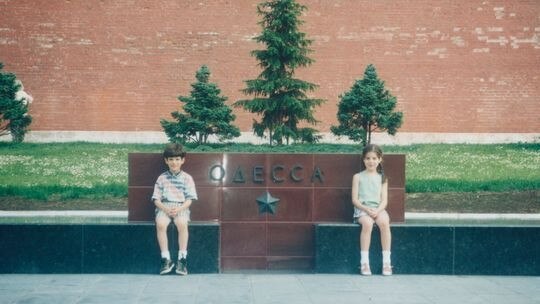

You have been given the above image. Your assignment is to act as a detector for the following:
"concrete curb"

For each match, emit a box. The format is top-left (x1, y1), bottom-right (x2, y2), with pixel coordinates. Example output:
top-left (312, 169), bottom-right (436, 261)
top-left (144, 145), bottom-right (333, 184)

top-left (406, 212), bottom-right (540, 221)
top-left (0, 210), bottom-right (128, 217)
top-left (1, 211), bottom-right (539, 221)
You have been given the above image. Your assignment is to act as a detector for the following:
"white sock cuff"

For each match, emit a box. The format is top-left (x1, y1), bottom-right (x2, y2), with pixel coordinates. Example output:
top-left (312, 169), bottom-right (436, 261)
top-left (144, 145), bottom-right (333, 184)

top-left (382, 250), bottom-right (391, 264)
top-left (161, 251), bottom-right (171, 260)
top-left (360, 251), bottom-right (370, 264)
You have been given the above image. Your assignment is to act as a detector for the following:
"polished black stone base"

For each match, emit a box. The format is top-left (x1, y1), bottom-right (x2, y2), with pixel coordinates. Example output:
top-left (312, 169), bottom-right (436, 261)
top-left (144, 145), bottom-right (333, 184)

top-left (4, 222), bottom-right (539, 275)
top-left (315, 223), bottom-right (540, 275)
top-left (0, 223), bottom-right (219, 274)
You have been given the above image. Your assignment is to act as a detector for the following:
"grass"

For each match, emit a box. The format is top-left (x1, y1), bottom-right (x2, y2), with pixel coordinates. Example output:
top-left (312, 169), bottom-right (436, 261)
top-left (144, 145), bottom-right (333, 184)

top-left (0, 143), bottom-right (159, 200)
top-left (390, 144), bottom-right (540, 192)
top-left (0, 142), bottom-right (538, 201)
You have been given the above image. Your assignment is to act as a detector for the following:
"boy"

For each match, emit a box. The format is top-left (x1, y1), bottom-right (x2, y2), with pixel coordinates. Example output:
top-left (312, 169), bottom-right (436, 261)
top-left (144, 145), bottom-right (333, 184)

top-left (152, 143), bottom-right (197, 275)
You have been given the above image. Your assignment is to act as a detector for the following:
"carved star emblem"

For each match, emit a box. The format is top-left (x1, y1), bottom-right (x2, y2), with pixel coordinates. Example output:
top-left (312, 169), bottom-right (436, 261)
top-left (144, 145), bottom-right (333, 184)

top-left (256, 191), bottom-right (280, 215)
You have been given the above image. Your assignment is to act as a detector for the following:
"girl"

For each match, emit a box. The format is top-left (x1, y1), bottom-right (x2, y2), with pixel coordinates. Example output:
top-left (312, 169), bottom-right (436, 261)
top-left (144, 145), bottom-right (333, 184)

top-left (352, 144), bottom-right (392, 276)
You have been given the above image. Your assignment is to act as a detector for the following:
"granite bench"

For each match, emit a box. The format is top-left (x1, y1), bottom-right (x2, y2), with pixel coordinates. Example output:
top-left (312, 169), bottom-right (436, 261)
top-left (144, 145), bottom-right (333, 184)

top-left (0, 222), bottom-right (219, 274)
top-left (315, 223), bottom-right (540, 275)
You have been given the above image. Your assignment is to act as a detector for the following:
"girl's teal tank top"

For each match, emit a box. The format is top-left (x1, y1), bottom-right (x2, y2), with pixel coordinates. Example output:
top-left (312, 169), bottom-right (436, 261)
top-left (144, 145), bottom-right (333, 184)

top-left (358, 170), bottom-right (382, 208)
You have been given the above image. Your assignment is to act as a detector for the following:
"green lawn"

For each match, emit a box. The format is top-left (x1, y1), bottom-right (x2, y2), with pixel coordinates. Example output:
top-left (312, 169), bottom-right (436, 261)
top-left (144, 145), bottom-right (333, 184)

top-left (0, 142), bottom-right (538, 200)
top-left (389, 144), bottom-right (540, 192)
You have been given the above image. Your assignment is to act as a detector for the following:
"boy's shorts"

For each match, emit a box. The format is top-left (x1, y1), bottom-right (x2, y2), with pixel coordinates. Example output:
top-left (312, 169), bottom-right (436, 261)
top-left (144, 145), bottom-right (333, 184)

top-left (155, 202), bottom-right (190, 221)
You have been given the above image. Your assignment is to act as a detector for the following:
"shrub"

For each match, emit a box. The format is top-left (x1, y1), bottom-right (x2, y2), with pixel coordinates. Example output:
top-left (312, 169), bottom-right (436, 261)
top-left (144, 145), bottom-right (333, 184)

top-left (0, 63), bottom-right (33, 143)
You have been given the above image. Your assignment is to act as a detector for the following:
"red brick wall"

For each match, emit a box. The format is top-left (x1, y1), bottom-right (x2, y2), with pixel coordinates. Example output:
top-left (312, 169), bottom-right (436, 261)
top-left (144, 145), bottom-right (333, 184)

top-left (1, 0), bottom-right (539, 133)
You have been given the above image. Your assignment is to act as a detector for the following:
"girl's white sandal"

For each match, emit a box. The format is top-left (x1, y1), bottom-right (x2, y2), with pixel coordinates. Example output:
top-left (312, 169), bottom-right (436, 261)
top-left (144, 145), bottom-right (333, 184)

top-left (360, 263), bottom-right (372, 276)
top-left (382, 264), bottom-right (393, 276)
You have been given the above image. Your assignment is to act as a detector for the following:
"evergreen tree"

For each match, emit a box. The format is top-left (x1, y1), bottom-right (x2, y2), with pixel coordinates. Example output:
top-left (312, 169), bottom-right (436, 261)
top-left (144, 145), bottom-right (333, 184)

top-left (331, 64), bottom-right (403, 146)
top-left (0, 63), bottom-right (32, 143)
top-left (234, 0), bottom-right (323, 145)
top-left (161, 65), bottom-right (240, 144)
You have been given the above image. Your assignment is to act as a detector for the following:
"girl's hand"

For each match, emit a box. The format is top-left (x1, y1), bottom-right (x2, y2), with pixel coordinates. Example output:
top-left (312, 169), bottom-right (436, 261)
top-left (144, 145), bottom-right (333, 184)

top-left (366, 208), bottom-right (378, 218)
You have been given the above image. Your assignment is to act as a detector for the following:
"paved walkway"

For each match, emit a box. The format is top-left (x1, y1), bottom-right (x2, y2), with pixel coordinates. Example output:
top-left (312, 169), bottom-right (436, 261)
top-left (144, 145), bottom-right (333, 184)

top-left (1, 274), bottom-right (538, 304)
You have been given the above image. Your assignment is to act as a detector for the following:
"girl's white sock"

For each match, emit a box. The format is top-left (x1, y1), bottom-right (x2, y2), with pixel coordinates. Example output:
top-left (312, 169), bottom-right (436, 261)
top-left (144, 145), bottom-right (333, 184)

top-left (179, 250), bottom-right (188, 259)
top-left (382, 250), bottom-right (391, 264)
top-left (161, 251), bottom-right (171, 260)
top-left (360, 251), bottom-right (369, 265)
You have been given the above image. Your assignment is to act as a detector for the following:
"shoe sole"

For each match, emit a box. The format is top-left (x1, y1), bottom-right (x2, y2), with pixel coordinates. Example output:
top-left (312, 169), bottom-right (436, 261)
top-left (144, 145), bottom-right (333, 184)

top-left (176, 266), bottom-right (188, 275)
top-left (159, 264), bottom-right (175, 275)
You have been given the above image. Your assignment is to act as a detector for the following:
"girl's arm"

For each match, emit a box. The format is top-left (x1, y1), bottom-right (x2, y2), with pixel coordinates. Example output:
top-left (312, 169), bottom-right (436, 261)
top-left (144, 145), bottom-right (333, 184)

top-left (351, 173), bottom-right (366, 210)
top-left (376, 180), bottom-right (389, 213)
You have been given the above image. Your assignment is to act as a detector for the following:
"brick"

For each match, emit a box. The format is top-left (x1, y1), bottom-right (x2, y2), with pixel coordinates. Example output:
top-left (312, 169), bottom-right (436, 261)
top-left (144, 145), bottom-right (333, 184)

top-left (0, 0), bottom-right (538, 133)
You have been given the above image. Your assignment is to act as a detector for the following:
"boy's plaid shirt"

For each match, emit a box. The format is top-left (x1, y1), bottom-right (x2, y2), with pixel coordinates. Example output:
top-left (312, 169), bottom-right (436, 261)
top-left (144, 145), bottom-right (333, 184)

top-left (152, 170), bottom-right (198, 203)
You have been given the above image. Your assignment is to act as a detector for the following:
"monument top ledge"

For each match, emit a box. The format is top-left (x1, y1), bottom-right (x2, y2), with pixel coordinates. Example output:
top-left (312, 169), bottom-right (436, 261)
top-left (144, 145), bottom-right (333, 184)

top-left (128, 152), bottom-right (405, 223)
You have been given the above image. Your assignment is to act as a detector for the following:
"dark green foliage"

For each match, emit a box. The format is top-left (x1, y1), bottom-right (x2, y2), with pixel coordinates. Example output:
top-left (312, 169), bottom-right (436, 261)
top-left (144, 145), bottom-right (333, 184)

top-left (331, 64), bottom-right (403, 146)
top-left (161, 65), bottom-right (240, 144)
top-left (234, 0), bottom-right (324, 145)
top-left (0, 63), bottom-right (32, 143)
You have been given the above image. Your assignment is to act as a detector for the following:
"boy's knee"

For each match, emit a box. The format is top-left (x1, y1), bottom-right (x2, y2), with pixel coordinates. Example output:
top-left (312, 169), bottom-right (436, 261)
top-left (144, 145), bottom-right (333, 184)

top-left (156, 219), bottom-right (170, 230)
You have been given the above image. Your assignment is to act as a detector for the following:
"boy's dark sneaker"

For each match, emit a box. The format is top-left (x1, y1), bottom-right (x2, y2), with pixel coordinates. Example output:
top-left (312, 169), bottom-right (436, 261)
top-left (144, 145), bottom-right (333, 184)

top-left (176, 258), bottom-right (188, 275)
top-left (159, 258), bottom-right (174, 275)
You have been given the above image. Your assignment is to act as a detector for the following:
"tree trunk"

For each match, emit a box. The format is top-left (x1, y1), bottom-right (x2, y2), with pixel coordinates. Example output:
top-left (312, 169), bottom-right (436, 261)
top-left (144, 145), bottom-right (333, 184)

top-left (367, 124), bottom-right (372, 144)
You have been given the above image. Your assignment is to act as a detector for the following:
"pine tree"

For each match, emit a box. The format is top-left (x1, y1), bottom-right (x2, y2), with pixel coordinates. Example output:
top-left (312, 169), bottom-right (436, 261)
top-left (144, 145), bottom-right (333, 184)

top-left (234, 0), bottom-right (323, 145)
top-left (331, 64), bottom-right (403, 146)
top-left (161, 65), bottom-right (240, 144)
top-left (0, 63), bottom-right (32, 143)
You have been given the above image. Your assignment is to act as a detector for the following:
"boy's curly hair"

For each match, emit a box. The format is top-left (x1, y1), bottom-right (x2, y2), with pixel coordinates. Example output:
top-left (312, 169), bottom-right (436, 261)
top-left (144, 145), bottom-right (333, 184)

top-left (163, 143), bottom-right (186, 158)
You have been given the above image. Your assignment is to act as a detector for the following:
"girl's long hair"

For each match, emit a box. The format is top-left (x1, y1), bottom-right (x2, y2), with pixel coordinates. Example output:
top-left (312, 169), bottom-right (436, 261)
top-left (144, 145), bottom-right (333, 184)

top-left (360, 144), bottom-right (387, 183)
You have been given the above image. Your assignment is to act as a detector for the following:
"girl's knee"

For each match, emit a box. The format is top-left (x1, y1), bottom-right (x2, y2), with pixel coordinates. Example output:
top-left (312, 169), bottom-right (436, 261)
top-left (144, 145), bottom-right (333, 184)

top-left (174, 219), bottom-right (188, 230)
top-left (377, 222), bottom-right (390, 231)
top-left (376, 212), bottom-right (390, 225)
top-left (376, 215), bottom-right (390, 226)
top-left (359, 218), bottom-right (374, 231)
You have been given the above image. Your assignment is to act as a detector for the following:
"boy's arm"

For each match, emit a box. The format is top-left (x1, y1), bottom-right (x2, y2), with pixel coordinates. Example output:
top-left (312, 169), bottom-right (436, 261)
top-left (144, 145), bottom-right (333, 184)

top-left (177, 178), bottom-right (195, 211)
top-left (153, 198), bottom-right (167, 211)
top-left (178, 199), bottom-right (192, 211)
top-left (184, 173), bottom-right (198, 201)
top-left (152, 176), bottom-right (170, 213)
